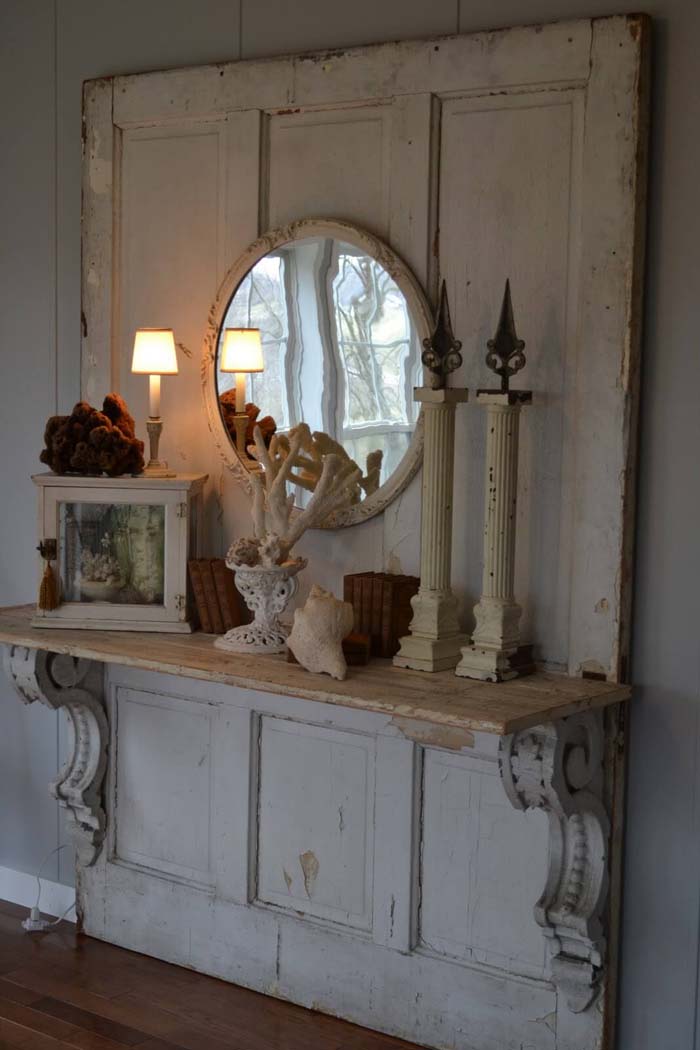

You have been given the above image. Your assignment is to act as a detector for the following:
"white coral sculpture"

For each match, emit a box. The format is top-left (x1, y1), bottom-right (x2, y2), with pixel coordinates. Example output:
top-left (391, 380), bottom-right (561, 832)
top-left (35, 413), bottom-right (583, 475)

top-left (274, 427), bottom-right (382, 500)
top-left (228, 423), bottom-right (362, 569)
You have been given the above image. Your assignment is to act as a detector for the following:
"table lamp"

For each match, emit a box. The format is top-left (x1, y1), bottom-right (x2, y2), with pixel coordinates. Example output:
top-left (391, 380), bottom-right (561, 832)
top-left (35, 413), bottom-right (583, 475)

top-left (131, 328), bottom-right (179, 477)
top-left (220, 328), bottom-right (264, 457)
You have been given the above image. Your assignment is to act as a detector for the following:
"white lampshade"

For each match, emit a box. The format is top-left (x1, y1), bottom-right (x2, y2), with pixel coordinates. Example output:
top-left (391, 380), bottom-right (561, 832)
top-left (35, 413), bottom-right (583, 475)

top-left (131, 329), bottom-right (179, 375)
top-left (220, 328), bottom-right (264, 373)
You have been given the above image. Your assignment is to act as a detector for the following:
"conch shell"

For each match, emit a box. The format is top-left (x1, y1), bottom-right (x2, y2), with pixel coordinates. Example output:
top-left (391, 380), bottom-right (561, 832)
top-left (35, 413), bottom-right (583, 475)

top-left (287, 585), bottom-right (354, 681)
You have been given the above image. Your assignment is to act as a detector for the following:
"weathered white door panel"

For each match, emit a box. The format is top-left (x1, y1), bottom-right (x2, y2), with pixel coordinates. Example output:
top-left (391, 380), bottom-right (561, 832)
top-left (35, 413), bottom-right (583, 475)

top-left (420, 748), bottom-right (549, 977)
top-left (84, 16), bottom-right (645, 680)
top-left (79, 17), bottom-right (648, 1050)
top-left (441, 90), bottom-right (584, 671)
top-left (81, 666), bottom-right (564, 1050)
top-left (257, 716), bottom-right (376, 929)
top-left (266, 104), bottom-right (393, 232)
top-left (113, 686), bottom-right (215, 886)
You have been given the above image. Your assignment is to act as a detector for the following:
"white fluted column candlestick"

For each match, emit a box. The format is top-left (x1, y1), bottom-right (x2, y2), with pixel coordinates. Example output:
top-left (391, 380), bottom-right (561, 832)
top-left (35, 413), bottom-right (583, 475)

top-left (456, 391), bottom-right (532, 680)
top-left (456, 278), bottom-right (533, 682)
top-left (394, 387), bottom-right (468, 672)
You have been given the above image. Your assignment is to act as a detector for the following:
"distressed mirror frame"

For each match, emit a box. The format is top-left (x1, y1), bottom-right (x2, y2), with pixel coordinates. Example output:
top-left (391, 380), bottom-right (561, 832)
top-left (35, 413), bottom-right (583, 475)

top-left (201, 218), bottom-right (433, 528)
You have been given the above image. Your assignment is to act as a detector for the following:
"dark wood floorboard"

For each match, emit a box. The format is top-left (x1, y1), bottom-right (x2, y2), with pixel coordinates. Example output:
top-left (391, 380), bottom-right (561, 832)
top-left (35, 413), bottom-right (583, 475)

top-left (0, 900), bottom-right (422, 1050)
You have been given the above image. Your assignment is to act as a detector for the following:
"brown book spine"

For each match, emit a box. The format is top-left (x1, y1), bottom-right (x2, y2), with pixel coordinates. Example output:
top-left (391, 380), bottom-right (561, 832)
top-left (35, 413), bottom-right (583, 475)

top-left (212, 559), bottom-right (243, 632)
top-left (380, 577), bottom-right (395, 657)
top-left (360, 573), bottom-right (374, 636)
top-left (188, 560), bottom-right (213, 633)
top-left (199, 559), bottom-right (225, 635)
top-left (370, 574), bottom-right (385, 656)
top-left (343, 574), bottom-right (354, 606)
top-left (344, 573), bottom-right (363, 632)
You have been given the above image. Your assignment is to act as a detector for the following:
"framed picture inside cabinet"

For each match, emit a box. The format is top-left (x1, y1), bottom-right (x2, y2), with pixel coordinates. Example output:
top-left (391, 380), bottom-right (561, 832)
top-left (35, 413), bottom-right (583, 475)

top-left (32, 473), bottom-right (207, 632)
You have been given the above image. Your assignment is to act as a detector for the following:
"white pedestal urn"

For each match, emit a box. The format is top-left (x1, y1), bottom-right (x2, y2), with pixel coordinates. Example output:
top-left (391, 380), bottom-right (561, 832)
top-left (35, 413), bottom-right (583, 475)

top-left (215, 420), bottom-right (363, 656)
top-left (215, 558), bottom-right (306, 654)
top-left (394, 281), bottom-right (469, 672)
top-left (456, 280), bottom-right (534, 682)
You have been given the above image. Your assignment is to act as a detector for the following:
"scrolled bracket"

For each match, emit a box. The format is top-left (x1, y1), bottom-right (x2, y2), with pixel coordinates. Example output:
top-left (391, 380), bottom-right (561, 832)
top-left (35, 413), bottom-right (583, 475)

top-left (3, 645), bottom-right (108, 866)
top-left (499, 711), bottom-right (609, 1013)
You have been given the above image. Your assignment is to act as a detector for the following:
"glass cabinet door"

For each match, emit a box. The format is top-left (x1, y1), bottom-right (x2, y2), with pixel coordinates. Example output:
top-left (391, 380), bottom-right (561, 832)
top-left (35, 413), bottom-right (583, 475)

top-left (58, 501), bottom-right (166, 606)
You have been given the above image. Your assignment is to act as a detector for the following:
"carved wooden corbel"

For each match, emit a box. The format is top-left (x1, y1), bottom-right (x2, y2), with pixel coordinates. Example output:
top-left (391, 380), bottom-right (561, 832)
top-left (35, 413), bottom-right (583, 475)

top-left (3, 645), bottom-right (108, 866)
top-left (498, 711), bottom-right (609, 1013)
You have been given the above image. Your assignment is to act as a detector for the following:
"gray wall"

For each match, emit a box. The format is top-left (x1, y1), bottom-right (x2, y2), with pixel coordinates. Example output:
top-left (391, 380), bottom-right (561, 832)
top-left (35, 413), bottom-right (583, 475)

top-left (0, 2), bottom-right (697, 1047)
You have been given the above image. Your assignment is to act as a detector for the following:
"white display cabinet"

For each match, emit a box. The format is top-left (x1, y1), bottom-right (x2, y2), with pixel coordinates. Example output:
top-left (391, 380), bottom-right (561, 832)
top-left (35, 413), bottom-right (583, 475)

top-left (31, 472), bottom-right (207, 632)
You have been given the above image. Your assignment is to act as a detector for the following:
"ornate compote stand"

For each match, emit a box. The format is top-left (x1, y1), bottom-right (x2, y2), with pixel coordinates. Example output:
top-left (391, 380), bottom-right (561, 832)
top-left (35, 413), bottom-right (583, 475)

top-left (456, 280), bottom-right (533, 682)
top-left (214, 558), bottom-right (306, 654)
top-left (394, 282), bottom-right (468, 672)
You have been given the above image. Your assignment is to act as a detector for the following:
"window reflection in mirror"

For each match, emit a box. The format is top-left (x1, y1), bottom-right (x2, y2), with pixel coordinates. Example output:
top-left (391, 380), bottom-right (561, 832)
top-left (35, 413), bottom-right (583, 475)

top-left (216, 236), bottom-right (422, 505)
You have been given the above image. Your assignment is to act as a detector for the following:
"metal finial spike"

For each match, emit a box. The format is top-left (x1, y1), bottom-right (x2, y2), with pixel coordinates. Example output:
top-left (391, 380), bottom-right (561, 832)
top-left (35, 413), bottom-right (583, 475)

top-left (436, 280), bottom-right (451, 333)
top-left (485, 279), bottom-right (526, 393)
top-left (421, 280), bottom-right (463, 390)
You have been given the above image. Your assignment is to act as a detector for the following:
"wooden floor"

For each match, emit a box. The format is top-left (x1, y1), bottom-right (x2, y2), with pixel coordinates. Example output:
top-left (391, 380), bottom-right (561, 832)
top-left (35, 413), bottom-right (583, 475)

top-left (0, 900), bottom-right (420, 1050)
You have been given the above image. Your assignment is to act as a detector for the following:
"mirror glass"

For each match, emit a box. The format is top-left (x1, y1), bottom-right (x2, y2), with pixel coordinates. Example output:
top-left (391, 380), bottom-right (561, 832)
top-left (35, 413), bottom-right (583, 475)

top-left (215, 235), bottom-right (423, 506)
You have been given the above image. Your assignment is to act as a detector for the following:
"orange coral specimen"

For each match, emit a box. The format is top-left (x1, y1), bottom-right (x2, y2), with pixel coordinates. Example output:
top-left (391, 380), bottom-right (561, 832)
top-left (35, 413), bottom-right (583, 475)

top-left (218, 390), bottom-right (276, 456)
top-left (40, 394), bottom-right (145, 476)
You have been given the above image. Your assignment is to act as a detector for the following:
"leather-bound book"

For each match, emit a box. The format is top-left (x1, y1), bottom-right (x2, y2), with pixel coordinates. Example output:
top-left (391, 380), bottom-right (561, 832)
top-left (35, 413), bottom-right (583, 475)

top-left (188, 560), bottom-right (213, 633)
top-left (343, 573), bottom-right (364, 632)
top-left (380, 576), bottom-right (395, 657)
top-left (381, 574), bottom-right (419, 657)
top-left (360, 573), bottom-right (374, 636)
top-left (199, 559), bottom-right (225, 635)
top-left (370, 573), bottom-right (386, 656)
top-left (342, 632), bottom-right (371, 665)
top-left (212, 559), bottom-right (243, 632)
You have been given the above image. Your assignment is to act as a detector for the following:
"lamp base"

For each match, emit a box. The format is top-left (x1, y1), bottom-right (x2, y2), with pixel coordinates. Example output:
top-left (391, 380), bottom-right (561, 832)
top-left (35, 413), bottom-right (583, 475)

top-left (233, 412), bottom-right (249, 458)
top-left (141, 460), bottom-right (176, 479)
top-left (139, 418), bottom-right (175, 477)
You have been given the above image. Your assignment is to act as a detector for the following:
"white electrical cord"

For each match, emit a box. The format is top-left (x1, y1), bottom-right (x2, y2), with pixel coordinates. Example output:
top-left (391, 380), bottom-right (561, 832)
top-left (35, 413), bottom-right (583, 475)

top-left (21, 844), bottom-right (77, 933)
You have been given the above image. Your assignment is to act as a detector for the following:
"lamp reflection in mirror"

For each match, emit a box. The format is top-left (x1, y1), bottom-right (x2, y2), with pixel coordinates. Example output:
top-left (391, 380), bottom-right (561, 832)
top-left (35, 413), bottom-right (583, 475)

top-left (131, 328), bottom-right (179, 478)
top-left (220, 328), bottom-right (264, 458)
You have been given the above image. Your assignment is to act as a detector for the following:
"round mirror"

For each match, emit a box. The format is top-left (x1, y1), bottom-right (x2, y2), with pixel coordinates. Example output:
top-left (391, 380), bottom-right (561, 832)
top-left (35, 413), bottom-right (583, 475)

top-left (203, 220), bottom-right (432, 527)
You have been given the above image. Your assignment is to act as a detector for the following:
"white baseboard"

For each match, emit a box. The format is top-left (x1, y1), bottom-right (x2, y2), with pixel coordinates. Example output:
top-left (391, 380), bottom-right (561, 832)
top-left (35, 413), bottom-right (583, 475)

top-left (0, 864), bottom-right (76, 922)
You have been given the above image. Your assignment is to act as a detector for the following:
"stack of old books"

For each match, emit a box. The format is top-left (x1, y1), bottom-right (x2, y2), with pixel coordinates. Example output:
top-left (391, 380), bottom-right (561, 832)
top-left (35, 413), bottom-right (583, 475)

top-left (343, 572), bottom-right (419, 658)
top-left (188, 558), bottom-right (245, 634)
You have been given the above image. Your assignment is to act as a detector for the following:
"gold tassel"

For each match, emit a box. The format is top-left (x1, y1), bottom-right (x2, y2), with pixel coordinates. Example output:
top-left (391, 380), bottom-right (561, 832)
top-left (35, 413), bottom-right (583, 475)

top-left (37, 541), bottom-right (60, 611)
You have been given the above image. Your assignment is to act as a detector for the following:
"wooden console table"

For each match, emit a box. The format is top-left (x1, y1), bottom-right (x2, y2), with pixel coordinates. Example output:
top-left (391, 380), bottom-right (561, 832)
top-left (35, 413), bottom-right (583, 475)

top-left (0, 605), bottom-right (628, 734)
top-left (1, 604), bottom-right (630, 1050)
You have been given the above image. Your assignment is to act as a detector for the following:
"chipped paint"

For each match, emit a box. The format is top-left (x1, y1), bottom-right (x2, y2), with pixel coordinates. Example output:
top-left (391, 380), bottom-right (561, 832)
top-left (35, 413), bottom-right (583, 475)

top-left (88, 129), bottom-right (111, 195)
top-left (283, 868), bottom-right (293, 892)
top-left (580, 659), bottom-right (608, 680)
top-left (299, 850), bottom-right (319, 897)
top-left (536, 1009), bottom-right (557, 1034)
top-left (391, 715), bottom-right (475, 751)
top-left (595, 598), bottom-right (609, 613)
top-left (75, 18), bottom-right (643, 1046)
top-left (386, 551), bottom-right (403, 575)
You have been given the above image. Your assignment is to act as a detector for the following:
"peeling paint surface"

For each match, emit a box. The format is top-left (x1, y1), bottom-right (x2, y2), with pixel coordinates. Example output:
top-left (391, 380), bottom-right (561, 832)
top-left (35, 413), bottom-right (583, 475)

top-left (76, 15), bottom-right (645, 1050)
top-left (299, 850), bottom-right (319, 898)
top-left (391, 716), bottom-right (475, 751)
